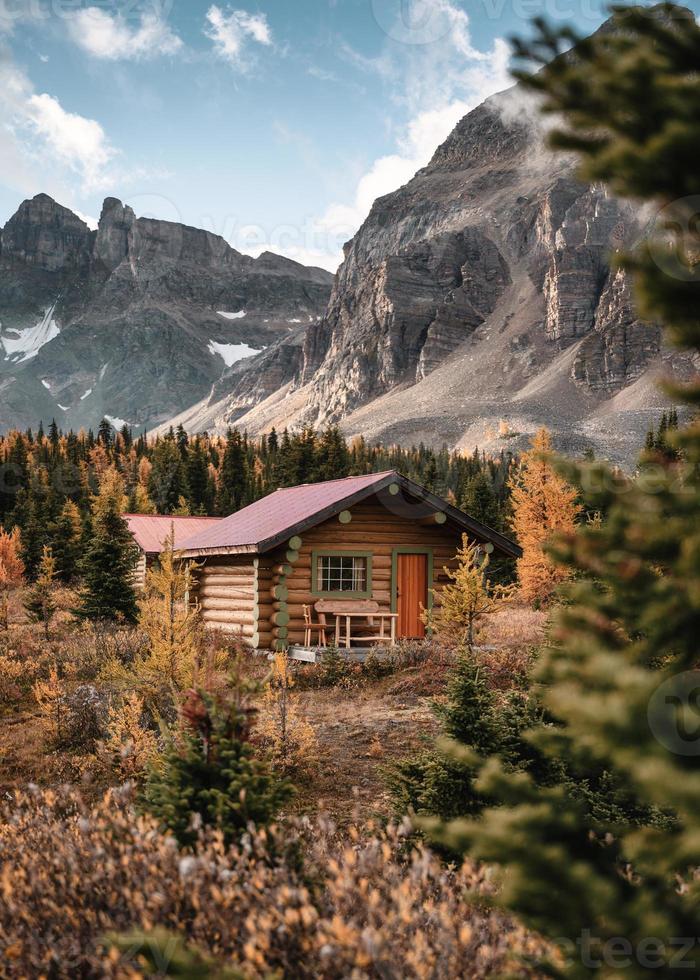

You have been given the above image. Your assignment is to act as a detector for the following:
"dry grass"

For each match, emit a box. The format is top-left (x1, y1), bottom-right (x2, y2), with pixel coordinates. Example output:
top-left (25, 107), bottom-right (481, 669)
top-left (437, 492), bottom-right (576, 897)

top-left (0, 786), bottom-right (552, 979)
top-left (0, 600), bottom-right (546, 819)
top-left (289, 677), bottom-right (440, 821)
top-left (480, 603), bottom-right (548, 651)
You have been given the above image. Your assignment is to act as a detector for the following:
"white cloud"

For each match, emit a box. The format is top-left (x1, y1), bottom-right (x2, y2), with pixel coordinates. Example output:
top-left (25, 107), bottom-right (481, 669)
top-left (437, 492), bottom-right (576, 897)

top-left (0, 45), bottom-right (141, 197)
top-left (67, 7), bottom-right (183, 61)
top-left (204, 5), bottom-right (272, 69)
top-left (237, 3), bottom-right (511, 271)
top-left (24, 93), bottom-right (115, 191)
top-left (73, 208), bottom-right (99, 231)
top-left (311, 0), bottom-right (511, 256)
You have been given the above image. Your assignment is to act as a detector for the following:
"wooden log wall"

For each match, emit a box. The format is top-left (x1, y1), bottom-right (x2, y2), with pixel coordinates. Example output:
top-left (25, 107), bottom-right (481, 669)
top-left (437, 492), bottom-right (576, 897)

top-left (132, 552), bottom-right (147, 591)
top-left (195, 556), bottom-right (258, 643)
top-left (268, 498), bottom-right (463, 649)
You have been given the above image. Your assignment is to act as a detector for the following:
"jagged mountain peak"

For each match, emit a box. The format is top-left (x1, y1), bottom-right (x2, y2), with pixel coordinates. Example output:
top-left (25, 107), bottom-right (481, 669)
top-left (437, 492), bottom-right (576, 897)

top-left (0, 192), bottom-right (333, 433)
top-left (171, 66), bottom-right (687, 465)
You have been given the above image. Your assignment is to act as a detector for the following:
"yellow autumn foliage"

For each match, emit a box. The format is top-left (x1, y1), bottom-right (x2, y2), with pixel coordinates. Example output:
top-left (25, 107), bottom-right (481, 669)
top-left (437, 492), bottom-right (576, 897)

top-left (102, 692), bottom-right (159, 781)
top-left (426, 534), bottom-right (516, 647)
top-left (102, 528), bottom-right (226, 715)
top-left (508, 427), bottom-right (581, 604)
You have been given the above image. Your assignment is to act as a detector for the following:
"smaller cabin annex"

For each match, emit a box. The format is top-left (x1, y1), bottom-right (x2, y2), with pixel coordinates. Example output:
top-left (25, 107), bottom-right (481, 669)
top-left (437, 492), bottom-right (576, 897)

top-left (124, 514), bottom-right (223, 588)
top-left (180, 471), bottom-right (520, 651)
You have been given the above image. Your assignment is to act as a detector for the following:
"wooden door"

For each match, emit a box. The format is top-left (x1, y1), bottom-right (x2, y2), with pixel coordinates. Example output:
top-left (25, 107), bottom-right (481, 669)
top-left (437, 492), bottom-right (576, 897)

top-left (396, 553), bottom-right (429, 639)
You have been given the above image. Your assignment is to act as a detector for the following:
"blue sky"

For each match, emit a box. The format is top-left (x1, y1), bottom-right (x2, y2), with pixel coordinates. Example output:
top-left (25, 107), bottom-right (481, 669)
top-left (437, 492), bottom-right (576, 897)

top-left (0, 0), bottom-right (687, 271)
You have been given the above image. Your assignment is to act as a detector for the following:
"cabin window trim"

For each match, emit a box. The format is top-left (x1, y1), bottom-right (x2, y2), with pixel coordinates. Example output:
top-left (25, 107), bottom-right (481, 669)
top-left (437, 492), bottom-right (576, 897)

top-left (390, 546), bottom-right (434, 614)
top-left (311, 550), bottom-right (373, 599)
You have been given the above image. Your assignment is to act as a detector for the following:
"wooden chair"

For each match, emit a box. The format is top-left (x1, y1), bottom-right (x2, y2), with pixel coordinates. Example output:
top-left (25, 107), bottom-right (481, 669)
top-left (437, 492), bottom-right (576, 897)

top-left (303, 604), bottom-right (328, 648)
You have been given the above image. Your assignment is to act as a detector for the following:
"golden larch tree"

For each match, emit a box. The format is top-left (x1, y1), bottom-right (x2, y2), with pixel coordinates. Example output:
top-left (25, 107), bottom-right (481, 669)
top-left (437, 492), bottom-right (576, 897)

top-left (128, 528), bottom-right (205, 714)
top-left (426, 534), bottom-right (516, 648)
top-left (0, 527), bottom-right (24, 629)
top-left (24, 545), bottom-right (58, 638)
top-left (102, 692), bottom-right (159, 781)
top-left (508, 427), bottom-right (581, 604)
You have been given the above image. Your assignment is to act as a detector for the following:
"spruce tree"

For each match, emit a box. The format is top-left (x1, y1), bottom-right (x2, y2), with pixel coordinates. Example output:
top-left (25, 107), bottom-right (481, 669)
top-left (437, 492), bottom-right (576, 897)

top-left (316, 426), bottom-right (351, 481)
top-left (148, 437), bottom-right (188, 514)
top-left (388, 654), bottom-right (546, 824)
top-left (75, 468), bottom-right (139, 623)
top-left (49, 500), bottom-right (83, 582)
top-left (144, 686), bottom-right (292, 847)
top-left (216, 429), bottom-right (248, 514)
top-left (186, 436), bottom-right (213, 513)
top-left (461, 471), bottom-right (501, 530)
top-left (427, 8), bottom-right (700, 977)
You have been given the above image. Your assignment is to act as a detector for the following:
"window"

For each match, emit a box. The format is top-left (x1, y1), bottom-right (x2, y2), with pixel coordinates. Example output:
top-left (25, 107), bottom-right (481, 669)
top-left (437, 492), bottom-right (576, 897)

top-left (314, 552), bottom-right (371, 596)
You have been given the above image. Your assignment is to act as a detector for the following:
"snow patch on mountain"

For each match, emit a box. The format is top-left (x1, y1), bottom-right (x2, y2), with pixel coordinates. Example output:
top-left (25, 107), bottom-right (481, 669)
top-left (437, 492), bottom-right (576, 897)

top-left (208, 340), bottom-right (263, 367)
top-left (1, 303), bottom-right (59, 362)
top-left (105, 414), bottom-right (129, 429)
top-left (217, 310), bottom-right (246, 320)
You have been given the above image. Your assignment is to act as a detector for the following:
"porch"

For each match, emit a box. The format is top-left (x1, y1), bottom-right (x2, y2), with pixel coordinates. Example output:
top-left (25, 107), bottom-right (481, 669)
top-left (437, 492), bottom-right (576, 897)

top-left (288, 644), bottom-right (397, 664)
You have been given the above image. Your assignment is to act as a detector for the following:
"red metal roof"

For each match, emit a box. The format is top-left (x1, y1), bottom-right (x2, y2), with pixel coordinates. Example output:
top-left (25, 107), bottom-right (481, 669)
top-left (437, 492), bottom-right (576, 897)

top-left (177, 469), bottom-right (521, 559)
top-left (123, 514), bottom-right (223, 554)
top-left (179, 471), bottom-right (398, 555)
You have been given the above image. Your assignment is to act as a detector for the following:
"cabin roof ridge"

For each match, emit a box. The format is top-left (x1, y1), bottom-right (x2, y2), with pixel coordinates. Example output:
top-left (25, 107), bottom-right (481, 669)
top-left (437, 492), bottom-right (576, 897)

top-left (177, 469), bottom-right (521, 560)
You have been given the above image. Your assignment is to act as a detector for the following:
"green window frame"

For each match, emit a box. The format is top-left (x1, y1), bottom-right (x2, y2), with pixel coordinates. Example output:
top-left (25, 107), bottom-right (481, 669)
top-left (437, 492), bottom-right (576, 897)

top-left (311, 550), bottom-right (373, 599)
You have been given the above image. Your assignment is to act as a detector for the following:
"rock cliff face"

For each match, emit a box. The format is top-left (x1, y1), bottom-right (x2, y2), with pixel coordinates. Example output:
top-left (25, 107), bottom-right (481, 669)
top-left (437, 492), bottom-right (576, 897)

top-left (296, 91), bottom-right (653, 430)
top-left (0, 195), bottom-right (333, 431)
top-left (203, 84), bottom-right (684, 465)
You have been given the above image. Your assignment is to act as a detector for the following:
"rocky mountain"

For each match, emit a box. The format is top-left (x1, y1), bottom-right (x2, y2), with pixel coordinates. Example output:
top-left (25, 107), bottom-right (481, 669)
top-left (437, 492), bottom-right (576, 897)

top-left (0, 194), bottom-right (333, 431)
top-left (170, 85), bottom-right (693, 465)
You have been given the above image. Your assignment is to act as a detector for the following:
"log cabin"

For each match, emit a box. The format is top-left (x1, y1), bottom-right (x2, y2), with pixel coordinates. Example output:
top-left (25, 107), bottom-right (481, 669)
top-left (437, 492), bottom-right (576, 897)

top-left (124, 513), bottom-right (223, 588)
top-left (179, 470), bottom-right (521, 652)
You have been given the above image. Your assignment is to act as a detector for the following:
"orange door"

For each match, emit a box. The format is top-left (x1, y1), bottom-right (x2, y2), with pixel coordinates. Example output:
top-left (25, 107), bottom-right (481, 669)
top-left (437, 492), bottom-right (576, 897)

top-left (396, 553), bottom-right (429, 639)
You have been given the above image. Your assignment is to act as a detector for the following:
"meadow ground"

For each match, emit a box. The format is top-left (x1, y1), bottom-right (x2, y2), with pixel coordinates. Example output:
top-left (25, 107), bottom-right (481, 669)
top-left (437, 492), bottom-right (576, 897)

top-left (0, 592), bottom-right (546, 820)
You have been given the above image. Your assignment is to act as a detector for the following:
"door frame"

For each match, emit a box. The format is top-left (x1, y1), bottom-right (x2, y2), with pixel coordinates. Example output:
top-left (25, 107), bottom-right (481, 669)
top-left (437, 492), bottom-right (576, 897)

top-left (390, 548), bottom-right (434, 635)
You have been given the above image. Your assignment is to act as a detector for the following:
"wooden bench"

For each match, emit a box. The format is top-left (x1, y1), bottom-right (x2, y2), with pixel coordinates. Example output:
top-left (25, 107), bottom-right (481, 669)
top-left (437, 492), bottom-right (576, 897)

top-left (314, 599), bottom-right (398, 648)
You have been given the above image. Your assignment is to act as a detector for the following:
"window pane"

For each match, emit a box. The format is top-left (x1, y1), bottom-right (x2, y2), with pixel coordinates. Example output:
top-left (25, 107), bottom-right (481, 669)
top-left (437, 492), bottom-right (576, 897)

top-left (318, 555), bottom-right (367, 593)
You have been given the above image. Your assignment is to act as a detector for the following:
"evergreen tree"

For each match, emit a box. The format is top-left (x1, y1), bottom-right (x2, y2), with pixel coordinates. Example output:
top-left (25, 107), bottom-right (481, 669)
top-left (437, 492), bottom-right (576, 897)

top-left (216, 429), bottom-right (248, 515)
top-left (148, 437), bottom-right (188, 514)
top-left (186, 436), bottom-right (213, 513)
top-left (143, 685), bottom-right (292, 847)
top-left (428, 8), bottom-right (700, 976)
top-left (316, 426), bottom-right (350, 481)
top-left (49, 500), bottom-right (83, 582)
top-left (24, 546), bottom-right (57, 638)
top-left (461, 471), bottom-right (501, 530)
top-left (75, 468), bottom-right (139, 623)
top-left (388, 652), bottom-right (553, 827)
top-left (97, 418), bottom-right (113, 448)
